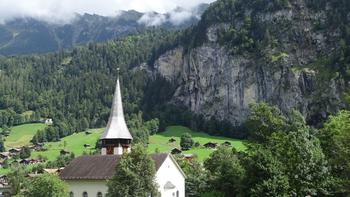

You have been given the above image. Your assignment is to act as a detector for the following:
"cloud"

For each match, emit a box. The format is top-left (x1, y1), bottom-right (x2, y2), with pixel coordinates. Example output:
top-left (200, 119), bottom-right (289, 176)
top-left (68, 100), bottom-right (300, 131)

top-left (0, 0), bottom-right (216, 24)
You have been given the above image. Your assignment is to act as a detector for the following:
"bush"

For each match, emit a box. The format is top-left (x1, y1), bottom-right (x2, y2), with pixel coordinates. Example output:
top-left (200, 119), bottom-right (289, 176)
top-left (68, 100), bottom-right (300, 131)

top-left (180, 133), bottom-right (194, 150)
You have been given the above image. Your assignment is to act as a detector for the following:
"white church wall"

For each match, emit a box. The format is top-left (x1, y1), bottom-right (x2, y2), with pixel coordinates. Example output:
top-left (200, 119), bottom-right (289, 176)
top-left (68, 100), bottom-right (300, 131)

top-left (66, 180), bottom-right (108, 197)
top-left (101, 148), bottom-right (107, 155)
top-left (155, 155), bottom-right (185, 197)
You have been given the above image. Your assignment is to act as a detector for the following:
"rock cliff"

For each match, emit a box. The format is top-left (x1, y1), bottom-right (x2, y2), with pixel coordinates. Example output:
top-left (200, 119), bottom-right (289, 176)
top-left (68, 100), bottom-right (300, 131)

top-left (149, 0), bottom-right (349, 126)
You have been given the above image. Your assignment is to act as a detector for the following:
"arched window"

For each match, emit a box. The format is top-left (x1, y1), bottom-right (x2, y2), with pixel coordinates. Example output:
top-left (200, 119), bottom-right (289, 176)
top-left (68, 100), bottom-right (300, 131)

top-left (97, 192), bottom-right (102, 197)
top-left (69, 191), bottom-right (74, 197)
top-left (176, 190), bottom-right (179, 197)
top-left (83, 191), bottom-right (88, 197)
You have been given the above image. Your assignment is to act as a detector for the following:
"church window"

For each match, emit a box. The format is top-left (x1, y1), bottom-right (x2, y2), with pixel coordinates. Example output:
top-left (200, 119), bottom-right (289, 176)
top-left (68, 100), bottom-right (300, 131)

top-left (176, 191), bottom-right (179, 197)
top-left (97, 192), bottom-right (102, 197)
top-left (69, 191), bottom-right (74, 197)
top-left (83, 191), bottom-right (88, 197)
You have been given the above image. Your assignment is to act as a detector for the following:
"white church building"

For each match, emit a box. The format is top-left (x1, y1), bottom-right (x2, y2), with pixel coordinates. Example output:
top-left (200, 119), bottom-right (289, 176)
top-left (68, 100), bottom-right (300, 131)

top-left (60, 74), bottom-right (186, 197)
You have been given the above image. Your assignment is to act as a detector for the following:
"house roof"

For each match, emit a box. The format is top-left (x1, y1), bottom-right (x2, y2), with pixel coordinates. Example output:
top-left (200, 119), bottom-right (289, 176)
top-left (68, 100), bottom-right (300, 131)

top-left (60, 153), bottom-right (169, 180)
top-left (100, 78), bottom-right (133, 140)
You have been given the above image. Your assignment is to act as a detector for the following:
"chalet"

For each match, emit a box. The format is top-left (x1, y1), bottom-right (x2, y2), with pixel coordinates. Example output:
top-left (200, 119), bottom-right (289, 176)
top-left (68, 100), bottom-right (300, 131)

top-left (222, 141), bottom-right (232, 147)
top-left (203, 142), bottom-right (218, 149)
top-left (168, 138), bottom-right (176, 143)
top-left (0, 152), bottom-right (10, 160)
top-left (171, 148), bottom-right (182, 154)
top-left (0, 175), bottom-right (10, 196)
top-left (60, 74), bottom-right (186, 197)
top-left (60, 149), bottom-right (70, 156)
top-left (8, 148), bottom-right (20, 156)
top-left (19, 159), bottom-right (31, 165)
top-left (183, 154), bottom-right (194, 161)
top-left (45, 118), bottom-right (53, 125)
top-left (44, 168), bottom-right (64, 174)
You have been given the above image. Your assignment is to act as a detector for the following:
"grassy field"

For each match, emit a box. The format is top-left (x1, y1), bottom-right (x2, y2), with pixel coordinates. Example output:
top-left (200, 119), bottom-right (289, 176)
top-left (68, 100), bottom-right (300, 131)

top-left (31, 128), bottom-right (104, 161)
top-left (31, 126), bottom-right (246, 162)
top-left (148, 126), bottom-right (246, 161)
top-left (4, 123), bottom-right (46, 148)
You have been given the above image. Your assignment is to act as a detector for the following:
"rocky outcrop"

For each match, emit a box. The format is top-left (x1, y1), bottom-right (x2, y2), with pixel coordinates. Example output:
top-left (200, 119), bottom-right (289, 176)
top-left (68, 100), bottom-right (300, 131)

top-left (150, 2), bottom-right (347, 126)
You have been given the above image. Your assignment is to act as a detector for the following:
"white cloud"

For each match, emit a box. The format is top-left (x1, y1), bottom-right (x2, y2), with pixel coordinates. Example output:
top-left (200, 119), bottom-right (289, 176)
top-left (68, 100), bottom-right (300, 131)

top-left (0, 0), bottom-right (216, 24)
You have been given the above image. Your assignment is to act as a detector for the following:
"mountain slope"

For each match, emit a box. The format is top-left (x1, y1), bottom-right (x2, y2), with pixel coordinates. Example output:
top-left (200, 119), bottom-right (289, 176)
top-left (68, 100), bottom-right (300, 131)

top-left (0, 4), bottom-right (208, 55)
top-left (148, 0), bottom-right (350, 126)
top-left (0, 0), bottom-right (349, 140)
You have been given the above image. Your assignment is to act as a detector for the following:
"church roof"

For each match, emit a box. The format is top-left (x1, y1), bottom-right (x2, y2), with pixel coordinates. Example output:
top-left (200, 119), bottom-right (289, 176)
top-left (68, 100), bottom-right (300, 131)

top-left (100, 78), bottom-right (133, 140)
top-left (59, 154), bottom-right (168, 180)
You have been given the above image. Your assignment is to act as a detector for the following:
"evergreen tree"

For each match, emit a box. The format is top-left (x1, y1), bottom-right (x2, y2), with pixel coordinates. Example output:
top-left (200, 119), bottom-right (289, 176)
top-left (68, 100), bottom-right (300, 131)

top-left (19, 146), bottom-right (31, 159)
top-left (180, 133), bottom-right (194, 150)
top-left (0, 136), bottom-right (5, 152)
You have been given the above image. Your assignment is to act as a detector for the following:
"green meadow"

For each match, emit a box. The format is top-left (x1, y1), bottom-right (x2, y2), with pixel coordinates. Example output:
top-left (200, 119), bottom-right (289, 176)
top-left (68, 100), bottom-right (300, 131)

top-left (31, 125), bottom-right (245, 162)
top-left (148, 126), bottom-right (246, 161)
top-left (4, 123), bottom-right (47, 148)
top-left (31, 128), bottom-right (104, 161)
top-left (1, 123), bottom-right (246, 162)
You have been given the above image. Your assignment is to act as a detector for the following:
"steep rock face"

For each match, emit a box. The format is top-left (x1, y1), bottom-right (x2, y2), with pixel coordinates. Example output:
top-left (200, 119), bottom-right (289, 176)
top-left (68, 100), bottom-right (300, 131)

top-left (151, 2), bottom-right (347, 125)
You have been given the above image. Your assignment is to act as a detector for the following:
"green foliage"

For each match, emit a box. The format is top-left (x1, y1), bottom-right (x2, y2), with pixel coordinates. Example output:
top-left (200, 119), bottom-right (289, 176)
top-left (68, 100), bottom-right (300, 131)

top-left (0, 28), bottom-right (179, 144)
top-left (24, 174), bottom-right (68, 197)
top-left (127, 112), bottom-right (159, 145)
top-left (7, 166), bottom-right (26, 195)
top-left (107, 144), bottom-right (158, 197)
top-left (204, 147), bottom-right (245, 196)
top-left (319, 110), bottom-right (350, 193)
top-left (19, 146), bottom-right (31, 159)
top-left (180, 133), bottom-right (194, 150)
top-left (196, 104), bottom-right (333, 196)
top-left (0, 136), bottom-right (5, 152)
top-left (244, 102), bottom-right (286, 143)
top-left (46, 153), bottom-right (75, 168)
top-left (177, 158), bottom-right (207, 197)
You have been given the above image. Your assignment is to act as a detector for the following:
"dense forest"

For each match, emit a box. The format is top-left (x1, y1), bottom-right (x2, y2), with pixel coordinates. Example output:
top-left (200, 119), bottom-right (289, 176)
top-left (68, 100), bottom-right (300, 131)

top-left (0, 28), bottom-right (182, 144)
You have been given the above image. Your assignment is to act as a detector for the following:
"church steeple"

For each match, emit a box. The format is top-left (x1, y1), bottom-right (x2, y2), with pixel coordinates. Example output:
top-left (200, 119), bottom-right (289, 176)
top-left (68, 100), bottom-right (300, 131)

top-left (100, 69), bottom-right (132, 155)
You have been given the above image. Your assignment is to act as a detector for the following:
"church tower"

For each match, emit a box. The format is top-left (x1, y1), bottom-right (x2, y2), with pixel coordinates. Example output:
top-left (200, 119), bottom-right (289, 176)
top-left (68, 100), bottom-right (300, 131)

top-left (100, 71), bottom-right (133, 155)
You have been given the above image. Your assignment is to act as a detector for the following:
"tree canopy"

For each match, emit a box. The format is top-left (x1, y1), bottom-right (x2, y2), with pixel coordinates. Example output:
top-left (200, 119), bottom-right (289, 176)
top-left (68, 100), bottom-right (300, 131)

top-left (24, 174), bottom-right (68, 197)
top-left (107, 144), bottom-right (158, 197)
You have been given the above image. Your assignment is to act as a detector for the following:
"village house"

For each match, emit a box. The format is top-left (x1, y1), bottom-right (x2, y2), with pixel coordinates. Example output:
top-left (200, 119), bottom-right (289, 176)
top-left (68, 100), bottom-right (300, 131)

top-left (171, 148), bottom-right (182, 155)
top-left (203, 142), bottom-right (218, 149)
top-left (183, 154), bottom-right (194, 161)
top-left (0, 152), bottom-right (10, 160)
top-left (60, 75), bottom-right (186, 197)
top-left (44, 118), bottom-right (53, 125)
top-left (8, 148), bottom-right (20, 156)
top-left (222, 141), bottom-right (232, 147)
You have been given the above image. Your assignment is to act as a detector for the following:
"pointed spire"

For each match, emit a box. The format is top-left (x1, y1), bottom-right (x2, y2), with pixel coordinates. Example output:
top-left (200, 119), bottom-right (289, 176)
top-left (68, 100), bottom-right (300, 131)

top-left (100, 70), bottom-right (133, 140)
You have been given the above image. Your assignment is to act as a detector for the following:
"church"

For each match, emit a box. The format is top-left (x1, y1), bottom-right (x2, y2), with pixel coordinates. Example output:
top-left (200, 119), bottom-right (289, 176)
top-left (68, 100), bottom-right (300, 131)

top-left (59, 74), bottom-right (186, 197)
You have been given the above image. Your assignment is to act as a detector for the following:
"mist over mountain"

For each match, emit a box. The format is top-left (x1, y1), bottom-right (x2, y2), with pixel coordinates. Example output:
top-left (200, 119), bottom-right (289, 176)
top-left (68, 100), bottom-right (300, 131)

top-left (0, 3), bottom-right (209, 55)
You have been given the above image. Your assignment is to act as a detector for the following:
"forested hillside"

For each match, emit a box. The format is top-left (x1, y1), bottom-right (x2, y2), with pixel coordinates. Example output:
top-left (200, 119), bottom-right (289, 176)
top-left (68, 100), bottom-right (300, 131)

top-left (0, 28), bottom-right (181, 143)
top-left (0, 0), bottom-right (349, 142)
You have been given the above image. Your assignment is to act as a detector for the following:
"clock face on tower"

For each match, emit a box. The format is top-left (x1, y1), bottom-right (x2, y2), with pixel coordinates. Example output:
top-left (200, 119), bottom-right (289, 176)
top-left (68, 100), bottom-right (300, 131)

top-left (106, 146), bottom-right (114, 155)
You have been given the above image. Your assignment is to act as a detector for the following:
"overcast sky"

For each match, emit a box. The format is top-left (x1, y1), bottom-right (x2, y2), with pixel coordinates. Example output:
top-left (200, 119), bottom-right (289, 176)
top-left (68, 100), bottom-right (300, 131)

top-left (0, 0), bottom-right (216, 24)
